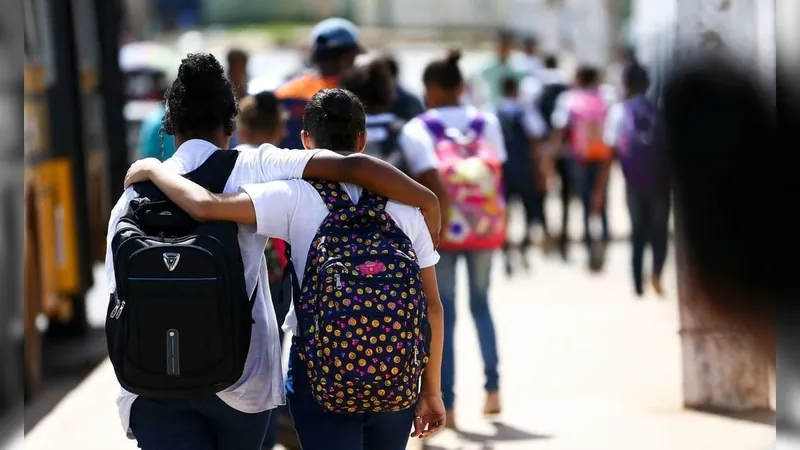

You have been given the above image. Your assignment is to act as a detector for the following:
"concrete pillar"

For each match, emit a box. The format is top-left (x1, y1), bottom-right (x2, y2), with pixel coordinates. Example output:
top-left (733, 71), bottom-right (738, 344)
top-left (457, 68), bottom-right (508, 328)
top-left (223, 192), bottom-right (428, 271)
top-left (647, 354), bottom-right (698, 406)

top-left (675, 238), bottom-right (773, 411)
top-left (672, 1), bottom-right (774, 413)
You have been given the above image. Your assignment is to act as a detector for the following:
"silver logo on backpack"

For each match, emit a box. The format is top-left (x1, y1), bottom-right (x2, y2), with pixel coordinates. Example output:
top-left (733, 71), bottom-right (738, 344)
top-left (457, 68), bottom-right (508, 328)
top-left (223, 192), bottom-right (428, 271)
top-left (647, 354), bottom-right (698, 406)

top-left (162, 252), bottom-right (181, 271)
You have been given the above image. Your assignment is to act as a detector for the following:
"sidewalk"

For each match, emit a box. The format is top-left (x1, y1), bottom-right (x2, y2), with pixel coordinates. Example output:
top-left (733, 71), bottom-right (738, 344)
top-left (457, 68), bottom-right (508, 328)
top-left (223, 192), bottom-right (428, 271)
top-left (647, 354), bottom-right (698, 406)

top-left (419, 244), bottom-right (773, 450)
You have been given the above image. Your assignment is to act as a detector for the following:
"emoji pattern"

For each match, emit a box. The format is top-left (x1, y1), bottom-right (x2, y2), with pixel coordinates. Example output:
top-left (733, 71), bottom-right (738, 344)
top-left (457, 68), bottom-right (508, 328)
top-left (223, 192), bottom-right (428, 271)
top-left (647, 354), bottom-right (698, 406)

top-left (297, 182), bottom-right (430, 414)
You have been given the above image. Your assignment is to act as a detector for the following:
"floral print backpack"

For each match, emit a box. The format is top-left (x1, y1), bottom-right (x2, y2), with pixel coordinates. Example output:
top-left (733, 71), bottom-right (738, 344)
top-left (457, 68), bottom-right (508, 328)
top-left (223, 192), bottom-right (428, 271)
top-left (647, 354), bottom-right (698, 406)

top-left (293, 182), bottom-right (430, 413)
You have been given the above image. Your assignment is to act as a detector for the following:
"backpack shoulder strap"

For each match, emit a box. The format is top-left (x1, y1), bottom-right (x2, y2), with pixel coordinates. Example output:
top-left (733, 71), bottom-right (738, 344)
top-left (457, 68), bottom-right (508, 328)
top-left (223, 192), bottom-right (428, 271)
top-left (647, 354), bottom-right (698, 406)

top-left (421, 114), bottom-right (446, 141)
top-left (309, 181), bottom-right (353, 212)
top-left (185, 150), bottom-right (241, 194)
top-left (468, 113), bottom-right (487, 136)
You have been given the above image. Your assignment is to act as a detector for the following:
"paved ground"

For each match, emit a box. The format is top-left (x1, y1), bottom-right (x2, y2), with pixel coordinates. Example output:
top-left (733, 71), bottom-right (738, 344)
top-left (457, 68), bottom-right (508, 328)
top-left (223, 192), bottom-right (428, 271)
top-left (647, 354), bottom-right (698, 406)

top-left (418, 244), bottom-right (773, 450)
top-left (24, 235), bottom-right (773, 449)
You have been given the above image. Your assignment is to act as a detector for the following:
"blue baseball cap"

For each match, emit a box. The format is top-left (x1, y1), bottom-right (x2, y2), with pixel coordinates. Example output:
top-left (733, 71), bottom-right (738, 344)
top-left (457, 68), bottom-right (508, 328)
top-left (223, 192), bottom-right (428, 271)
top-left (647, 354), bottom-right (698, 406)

top-left (309, 18), bottom-right (363, 54)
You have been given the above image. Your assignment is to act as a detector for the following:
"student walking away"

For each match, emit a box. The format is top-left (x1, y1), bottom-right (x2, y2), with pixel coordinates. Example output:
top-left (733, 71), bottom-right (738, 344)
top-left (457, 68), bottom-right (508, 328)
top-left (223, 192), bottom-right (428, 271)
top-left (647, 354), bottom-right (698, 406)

top-left (601, 64), bottom-right (670, 297)
top-left (234, 91), bottom-right (294, 449)
top-left (137, 70), bottom-right (176, 161)
top-left (106, 53), bottom-right (441, 450)
top-left (341, 58), bottom-right (405, 169)
top-left (534, 55), bottom-right (572, 260)
top-left (518, 34), bottom-right (543, 78)
top-left (122, 88), bottom-right (447, 450)
top-left (550, 65), bottom-right (613, 272)
top-left (400, 49), bottom-right (507, 428)
top-left (472, 30), bottom-right (525, 110)
top-left (382, 54), bottom-right (426, 122)
top-left (496, 76), bottom-right (551, 274)
top-left (276, 18), bottom-right (363, 149)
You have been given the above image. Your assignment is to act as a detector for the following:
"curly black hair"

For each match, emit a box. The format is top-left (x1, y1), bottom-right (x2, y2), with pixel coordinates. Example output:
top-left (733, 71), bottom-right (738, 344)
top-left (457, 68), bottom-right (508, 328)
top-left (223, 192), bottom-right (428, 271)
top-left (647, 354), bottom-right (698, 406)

top-left (303, 88), bottom-right (365, 151)
top-left (163, 53), bottom-right (239, 138)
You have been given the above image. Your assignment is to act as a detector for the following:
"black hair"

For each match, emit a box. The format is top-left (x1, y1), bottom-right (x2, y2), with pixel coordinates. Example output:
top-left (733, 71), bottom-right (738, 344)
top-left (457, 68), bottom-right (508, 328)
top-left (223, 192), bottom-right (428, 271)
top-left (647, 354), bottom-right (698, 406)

top-left (238, 91), bottom-right (282, 133)
top-left (313, 46), bottom-right (359, 77)
top-left (303, 88), bottom-right (366, 151)
top-left (522, 35), bottom-right (538, 49)
top-left (623, 63), bottom-right (650, 94)
top-left (163, 53), bottom-right (238, 138)
top-left (422, 49), bottom-right (464, 90)
top-left (544, 54), bottom-right (559, 69)
top-left (341, 58), bottom-right (395, 113)
top-left (382, 54), bottom-right (399, 78)
top-left (501, 75), bottom-right (518, 96)
top-left (575, 64), bottom-right (600, 86)
top-left (227, 48), bottom-right (248, 67)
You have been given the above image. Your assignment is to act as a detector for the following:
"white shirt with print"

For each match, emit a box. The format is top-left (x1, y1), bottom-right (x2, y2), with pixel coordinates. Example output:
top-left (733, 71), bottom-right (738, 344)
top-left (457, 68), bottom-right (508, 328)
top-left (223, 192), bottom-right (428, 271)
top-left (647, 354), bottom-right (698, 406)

top-left (105, 139), bottom-right (320, 435)
top-left (398, 106), bottom-right (509, 169)
top-left (239, 181), bottom-right (441, 336)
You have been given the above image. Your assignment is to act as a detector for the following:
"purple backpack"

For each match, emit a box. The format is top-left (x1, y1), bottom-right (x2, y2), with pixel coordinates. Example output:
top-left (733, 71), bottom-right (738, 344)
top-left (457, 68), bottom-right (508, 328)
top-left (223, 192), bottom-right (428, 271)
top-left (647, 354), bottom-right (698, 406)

top-left (294, 181), bottom-right (430, 413)
top-left (617, 97), bottom-right (666, 190)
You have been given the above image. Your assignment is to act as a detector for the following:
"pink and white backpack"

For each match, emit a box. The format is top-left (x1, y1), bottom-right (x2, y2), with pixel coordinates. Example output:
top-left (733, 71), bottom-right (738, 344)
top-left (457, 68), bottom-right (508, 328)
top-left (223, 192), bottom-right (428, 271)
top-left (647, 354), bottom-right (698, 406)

top-left (568, 89), bottom-right (612, 162)
top-left (422, 113), bottom-right (506, 251)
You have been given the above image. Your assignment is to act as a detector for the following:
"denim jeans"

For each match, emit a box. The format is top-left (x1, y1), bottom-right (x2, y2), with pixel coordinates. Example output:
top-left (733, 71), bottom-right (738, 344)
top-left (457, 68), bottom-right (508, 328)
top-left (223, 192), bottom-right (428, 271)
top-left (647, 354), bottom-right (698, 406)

top-left (286, 342), bottom-right (414, 450)
top-left (626, 188), bottom-right (671, 294)
top-left (436, 250), bottom-right (500, 410)
top-left (129, 395), bottom-right (271, 450)
top-left (575, 161), bottom-right (611, 251)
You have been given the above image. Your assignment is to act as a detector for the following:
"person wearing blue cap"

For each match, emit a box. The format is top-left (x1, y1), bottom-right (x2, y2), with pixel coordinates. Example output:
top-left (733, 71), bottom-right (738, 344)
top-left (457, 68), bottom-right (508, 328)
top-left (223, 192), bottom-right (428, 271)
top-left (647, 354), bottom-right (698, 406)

top-left (275, 18), bottom-right (364, 150)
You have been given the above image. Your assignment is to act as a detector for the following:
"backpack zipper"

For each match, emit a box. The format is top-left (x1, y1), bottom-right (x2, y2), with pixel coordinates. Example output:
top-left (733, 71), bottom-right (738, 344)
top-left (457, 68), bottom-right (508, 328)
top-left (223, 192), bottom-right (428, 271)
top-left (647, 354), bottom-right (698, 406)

top-left (109, 292), bottom-right (126, 320)
top-left (334, 273), bottom-right (343, 289)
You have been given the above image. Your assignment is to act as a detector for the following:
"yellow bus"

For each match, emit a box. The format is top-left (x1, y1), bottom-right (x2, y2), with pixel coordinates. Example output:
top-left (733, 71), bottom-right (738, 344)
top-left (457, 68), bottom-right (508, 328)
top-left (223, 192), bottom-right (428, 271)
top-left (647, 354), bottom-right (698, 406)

top-left (24, 0), bottom-right (128, 396)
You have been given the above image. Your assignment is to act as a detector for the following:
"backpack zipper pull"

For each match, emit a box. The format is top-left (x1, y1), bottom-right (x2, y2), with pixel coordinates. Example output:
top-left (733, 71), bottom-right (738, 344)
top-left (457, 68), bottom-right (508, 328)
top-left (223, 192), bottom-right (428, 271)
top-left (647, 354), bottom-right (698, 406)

top-left (115, 300), bottom-right (126, 319)
top-left (110, 295), bottom-right (120, 319)
top-left (414, 346), bottom-right (419, 365)
top-left (314, 315), bottom-right (320, 331)
top-left (334, 274), bottom-right (342, 289)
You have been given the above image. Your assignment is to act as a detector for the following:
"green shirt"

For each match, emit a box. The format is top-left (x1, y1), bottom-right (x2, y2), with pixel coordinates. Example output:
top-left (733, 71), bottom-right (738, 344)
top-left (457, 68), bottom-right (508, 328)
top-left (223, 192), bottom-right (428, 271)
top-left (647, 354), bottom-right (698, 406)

top-left (476, 59), bottom-right (526, 108)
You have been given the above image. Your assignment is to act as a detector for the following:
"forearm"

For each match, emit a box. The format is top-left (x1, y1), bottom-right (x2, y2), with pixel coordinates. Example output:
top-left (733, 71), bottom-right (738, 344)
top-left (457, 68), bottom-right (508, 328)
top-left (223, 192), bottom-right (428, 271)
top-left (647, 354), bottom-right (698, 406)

top-left (595, 153), bottom-right (614, 194)
top-left (417, 170), bottom-right (449, 229)
top-left (421, 300), bottom-right (444, 395)
top-left (304, 152), bottom-right (439, 213)
top-left (146, 166), bottom-right (218, 220)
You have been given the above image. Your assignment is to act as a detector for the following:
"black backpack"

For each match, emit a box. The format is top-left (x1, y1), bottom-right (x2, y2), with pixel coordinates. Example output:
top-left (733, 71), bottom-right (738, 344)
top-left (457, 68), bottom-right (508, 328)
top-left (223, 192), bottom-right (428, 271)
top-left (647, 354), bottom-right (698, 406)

top-left (107, 150), bottom-right (256, 399)
top-left (537, 82), bottom-right (569, 132)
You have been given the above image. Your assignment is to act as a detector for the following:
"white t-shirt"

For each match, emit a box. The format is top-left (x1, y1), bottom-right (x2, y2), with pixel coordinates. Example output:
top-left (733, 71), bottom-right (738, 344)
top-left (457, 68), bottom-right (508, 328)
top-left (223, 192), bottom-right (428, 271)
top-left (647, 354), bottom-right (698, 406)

top-left (519, 68), bottom-right (566, 107)
top-left (239, 181), bottom-right (441, 336)
top-left (398, 106), bottom-right (508, 169)
top-left (105, 140), bottom-right (318, 434)
top-left (603, 103), bottom-right (626, 148)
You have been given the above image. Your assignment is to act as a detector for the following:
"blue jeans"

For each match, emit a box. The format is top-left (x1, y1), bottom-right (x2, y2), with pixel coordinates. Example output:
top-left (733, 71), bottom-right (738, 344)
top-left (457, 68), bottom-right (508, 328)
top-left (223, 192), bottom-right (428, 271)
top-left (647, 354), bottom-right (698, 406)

top-left (286, 342), bottom-right (415, 450)
top-left (626, 188), bottom-right (671, 294)
top-left (129, 395), bottom-right (271, 450)
top-left (575, 161), bottom-right (610, 250)
top-left (436, 250), bottom-right (500, 410)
